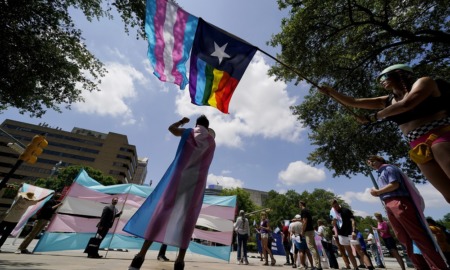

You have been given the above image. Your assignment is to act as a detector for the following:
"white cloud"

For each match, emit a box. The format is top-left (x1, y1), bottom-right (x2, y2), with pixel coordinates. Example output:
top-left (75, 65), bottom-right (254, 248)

top-left (339, 183), bottom-right (447, 218)
top-left (353, 209), bottom-right (370, 218)
top-left (341, 188), bottom-right (380, 205)
top-left (343, 183), bottom-right (446, 209)
top-left (174, 52), bottom-right (306, 148)
top-left (74, 62), bottom-right (147, 125)
top-left (417, 183), bottom-right (447, 208)
top-left (207, 173), bottom-right (244, 188)
top-left (278, 160), bottom-right (326, 186)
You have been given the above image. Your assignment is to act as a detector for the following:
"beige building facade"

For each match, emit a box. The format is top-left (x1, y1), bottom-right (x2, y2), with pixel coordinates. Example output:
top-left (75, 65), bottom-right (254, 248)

top-left (0, 119), bottom-right (147, 210)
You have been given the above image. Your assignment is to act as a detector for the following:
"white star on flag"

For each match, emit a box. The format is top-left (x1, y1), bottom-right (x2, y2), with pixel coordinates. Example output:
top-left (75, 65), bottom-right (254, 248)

top-left (210, 42), bottom-right (230, 64)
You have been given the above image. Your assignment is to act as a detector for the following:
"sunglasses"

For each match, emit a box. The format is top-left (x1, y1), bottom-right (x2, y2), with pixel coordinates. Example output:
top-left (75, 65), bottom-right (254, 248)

top-left (378, 71), bottom-right (397, 83)
top-left (378, 73), bottom-right (390, 83)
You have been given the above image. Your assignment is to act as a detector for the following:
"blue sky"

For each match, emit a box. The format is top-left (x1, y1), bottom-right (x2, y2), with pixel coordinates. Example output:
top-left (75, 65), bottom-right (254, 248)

top-left (2, 0), bottom-right (447, 219)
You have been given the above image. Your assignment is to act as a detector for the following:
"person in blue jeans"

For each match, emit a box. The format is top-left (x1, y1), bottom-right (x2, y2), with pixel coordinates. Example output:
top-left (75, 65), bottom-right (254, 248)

top-left (234, 210), bottom-right (250, 265)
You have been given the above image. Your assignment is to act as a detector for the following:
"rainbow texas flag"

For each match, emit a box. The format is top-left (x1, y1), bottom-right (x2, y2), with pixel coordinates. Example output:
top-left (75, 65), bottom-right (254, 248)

top-left (189, 18), bottom-right (257, 113)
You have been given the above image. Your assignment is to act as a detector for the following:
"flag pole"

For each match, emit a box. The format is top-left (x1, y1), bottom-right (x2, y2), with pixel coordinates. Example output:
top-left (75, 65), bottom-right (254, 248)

top-left (105, 185), bottom-right (131, 258)
top-left (256, 47), bottom-right (359, 118)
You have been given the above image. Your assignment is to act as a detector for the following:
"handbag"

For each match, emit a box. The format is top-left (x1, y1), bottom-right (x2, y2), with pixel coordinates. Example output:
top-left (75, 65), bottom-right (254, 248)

top-left (83, 234), bottom-right (102, 254)
top-left (409, 125), bottom-right (450, 164)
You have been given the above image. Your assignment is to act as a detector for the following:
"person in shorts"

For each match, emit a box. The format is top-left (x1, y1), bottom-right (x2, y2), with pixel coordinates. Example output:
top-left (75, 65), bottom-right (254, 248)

top-left (330, 198), bottom-right (359, 270)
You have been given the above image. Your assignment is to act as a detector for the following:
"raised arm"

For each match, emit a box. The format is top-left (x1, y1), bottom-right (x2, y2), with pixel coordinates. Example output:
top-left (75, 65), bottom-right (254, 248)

top-left (319, 86), bottom-right (388, 110)
top-left (376, 77), bottom-right (437, 119)
top-left (168, 117), bottom-right (190, 136)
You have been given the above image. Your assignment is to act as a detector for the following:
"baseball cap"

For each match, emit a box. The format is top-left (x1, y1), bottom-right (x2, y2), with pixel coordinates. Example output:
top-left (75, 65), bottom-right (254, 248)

top-left (294, 214), bottom-right (301, 219)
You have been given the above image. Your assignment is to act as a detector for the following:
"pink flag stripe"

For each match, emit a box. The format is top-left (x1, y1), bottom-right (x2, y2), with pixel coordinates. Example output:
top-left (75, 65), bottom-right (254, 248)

top-left (192, 228), bottom-right (233, 246)
top-left (200, 204), bottom-right (235, 220)
top-left (154, 2), bottom-right (189, 84)
top-left (67, 183), bottom-right (146, 208)
top-left (47, 214), bottom-right (135, 236)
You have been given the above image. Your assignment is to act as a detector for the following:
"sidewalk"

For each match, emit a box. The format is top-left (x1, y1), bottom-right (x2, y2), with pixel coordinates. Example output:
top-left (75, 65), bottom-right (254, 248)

top-left (0, 238), bottom-right (408, 269)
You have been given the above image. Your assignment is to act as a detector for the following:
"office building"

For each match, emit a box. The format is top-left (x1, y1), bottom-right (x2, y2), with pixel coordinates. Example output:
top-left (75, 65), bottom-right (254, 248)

top-left (0, 119), bottom-right (147, 210)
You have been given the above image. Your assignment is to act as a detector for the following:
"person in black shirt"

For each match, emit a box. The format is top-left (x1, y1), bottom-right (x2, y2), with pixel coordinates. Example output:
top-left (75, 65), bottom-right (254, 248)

top-left (299, 201), bottom-right (322, 270)
top-left (330, 198), bottom-right (359, 270)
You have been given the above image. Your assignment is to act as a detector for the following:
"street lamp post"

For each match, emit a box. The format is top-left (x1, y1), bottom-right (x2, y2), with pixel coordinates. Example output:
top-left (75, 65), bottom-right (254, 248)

top-left (50, 160), bottom-right (63, 178)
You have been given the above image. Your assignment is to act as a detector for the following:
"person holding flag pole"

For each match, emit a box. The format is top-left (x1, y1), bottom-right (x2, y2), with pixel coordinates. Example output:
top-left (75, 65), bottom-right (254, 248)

top-left (367, 155), bottom-right (448, 270)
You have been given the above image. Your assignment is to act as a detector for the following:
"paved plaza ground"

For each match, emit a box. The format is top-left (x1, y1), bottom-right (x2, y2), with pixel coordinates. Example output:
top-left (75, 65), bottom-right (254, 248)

top-left (0, 238), bottom-right (411, 270)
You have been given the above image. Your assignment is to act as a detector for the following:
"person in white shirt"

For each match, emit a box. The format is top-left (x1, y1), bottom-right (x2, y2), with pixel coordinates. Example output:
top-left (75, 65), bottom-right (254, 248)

top-left (365, 228), bottom-right (384, 268)
top-left (317, 219), bottom-right (339, 269)
top-left (234, 210), bottom-right (250, 265)
top-left (289, 214), bottom-right (312, 269)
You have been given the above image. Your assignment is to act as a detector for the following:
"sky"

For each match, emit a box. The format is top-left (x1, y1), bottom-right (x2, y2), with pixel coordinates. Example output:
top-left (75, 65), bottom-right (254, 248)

top-left (2, 0), bottom-right (447, 220)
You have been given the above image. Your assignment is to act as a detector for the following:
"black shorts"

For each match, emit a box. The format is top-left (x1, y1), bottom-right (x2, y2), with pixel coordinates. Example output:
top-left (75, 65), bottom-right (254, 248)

top-left (383, 237), bottom-right (397, 250)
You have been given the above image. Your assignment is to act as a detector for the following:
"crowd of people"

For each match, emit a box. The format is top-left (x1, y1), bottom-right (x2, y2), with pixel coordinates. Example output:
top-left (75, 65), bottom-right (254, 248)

top-left (2, 65), bottom-right (450, 270)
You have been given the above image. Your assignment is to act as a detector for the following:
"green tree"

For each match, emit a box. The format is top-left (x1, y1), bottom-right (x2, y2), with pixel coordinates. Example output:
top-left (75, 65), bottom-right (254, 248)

top-left (220, 187), bottom-right (258, 218)
top-left (263, 189), bottom-right (302, 226)
top-left (269, 0), bottom-right (450, 182)
top-left (35, 165), bottom-right (119, 192)
top-left (437, 213), bottom-right (450, 229)
top-left (355, 216), bottom-right (377, 234)
top-left (0, 0), bottom-right (146, 117)
top-left (263, 188), bottom-right (350, 227)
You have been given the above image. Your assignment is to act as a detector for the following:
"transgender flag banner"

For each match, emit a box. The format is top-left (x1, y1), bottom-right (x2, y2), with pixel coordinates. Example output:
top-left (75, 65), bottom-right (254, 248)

top-left (146, 0), bottom-right (198, 89)
top-left (33, 169), bottom-right (236, 262)
top-left (11, 184), bottom-right (54, 237)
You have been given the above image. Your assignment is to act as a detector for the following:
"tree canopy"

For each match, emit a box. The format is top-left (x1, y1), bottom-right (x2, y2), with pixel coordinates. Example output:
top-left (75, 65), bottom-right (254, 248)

top-left (262, 188), bottom-right (351, 227)
top-left (269, 0), bottom-right (450, 182)
top-left (35, 165), bottom-right (119, 192)
top-left (220, 187), bottom-right (258, 215)
top-left (0, 0), bottom-right (146, 117)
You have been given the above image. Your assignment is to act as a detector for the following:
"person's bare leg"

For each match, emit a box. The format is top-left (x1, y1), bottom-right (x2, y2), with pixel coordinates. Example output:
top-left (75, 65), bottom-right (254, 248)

top-left (391, 249), bottom-right (406, 270)
top-left (417, 147), bottom-right (450, 204)
top-left (344, 245), bottom-right (358, 269)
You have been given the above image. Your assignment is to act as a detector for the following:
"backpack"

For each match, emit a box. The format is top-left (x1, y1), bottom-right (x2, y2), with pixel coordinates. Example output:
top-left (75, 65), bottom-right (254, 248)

top-left (435, 78), bottom-right (450, 113)
top-left (322, 225), bottom-right (333, 241)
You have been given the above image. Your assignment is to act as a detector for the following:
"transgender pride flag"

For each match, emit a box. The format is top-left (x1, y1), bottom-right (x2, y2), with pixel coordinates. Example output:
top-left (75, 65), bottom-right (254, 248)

top-left (146, 0), bottom-right (198, 89)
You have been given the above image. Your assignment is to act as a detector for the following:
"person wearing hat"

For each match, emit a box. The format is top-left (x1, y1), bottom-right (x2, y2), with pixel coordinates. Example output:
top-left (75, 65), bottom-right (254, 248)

top-left (319, 64), bottom-right (450, 205)
top-left (0, 191), bottom-right (53, 250)
top-left (289, 214), bottom-right (310, 269)
top-left (367, 155), bottom-right (448, 269)
top-left (234, 210), bottom-right (250, 265)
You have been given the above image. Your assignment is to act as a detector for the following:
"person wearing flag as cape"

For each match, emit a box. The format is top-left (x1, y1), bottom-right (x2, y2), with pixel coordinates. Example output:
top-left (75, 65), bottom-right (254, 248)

top-left (124, 115), bottom-right (216, 270)
top-left (367, 155), bottom-right (448, 270)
